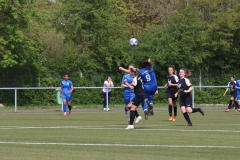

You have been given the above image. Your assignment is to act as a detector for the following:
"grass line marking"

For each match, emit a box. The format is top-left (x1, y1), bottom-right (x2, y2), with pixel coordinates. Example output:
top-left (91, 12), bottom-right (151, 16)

top-left (0, 126), bottom-right (239, 133)
top-left (0, 141), bottom-right (239, 149)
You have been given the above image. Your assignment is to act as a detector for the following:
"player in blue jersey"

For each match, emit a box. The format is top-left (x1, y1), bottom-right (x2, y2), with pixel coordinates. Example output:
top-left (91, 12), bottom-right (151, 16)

top-left (139, 59), bottom-right (158, 115)
top-left (60, 74), bottom-right (74, 116)
top-left (121, 65), bottom-right (135, 116)
top-left (119, 58), bottom-right (158, 116)
top-left (233, 78), bottom-right (240, 112)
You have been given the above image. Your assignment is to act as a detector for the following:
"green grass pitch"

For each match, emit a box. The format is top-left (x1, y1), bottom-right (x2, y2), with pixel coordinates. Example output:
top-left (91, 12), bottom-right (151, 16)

top-left (0, 108), bottom-right (239, 160)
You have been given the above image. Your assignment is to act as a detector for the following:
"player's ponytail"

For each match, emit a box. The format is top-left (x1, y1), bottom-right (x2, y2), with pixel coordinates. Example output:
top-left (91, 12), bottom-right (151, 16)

top-left (181, 68), bottom-right (192, 77)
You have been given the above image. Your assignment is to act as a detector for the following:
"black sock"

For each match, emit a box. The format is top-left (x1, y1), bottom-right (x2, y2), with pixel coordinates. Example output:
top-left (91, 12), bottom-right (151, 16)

top-left (173, 106), bottom-right (177, 116)
top-left (192, 108), bottom-right (200, 113)
top-left (68, 105), bottom-right (72, 111)
top-left (228, 100), bottom-right (233, 109)
top-left (234, 101), bottom-right (239, 109)
top-left (135, 110), bottom-right (139, 118)
top-left (129, 111), bottom-right (135, 125)
top-left (183, 112), bottom-right (192, 124)
top-left (168, 105), bottom-right (172, 116)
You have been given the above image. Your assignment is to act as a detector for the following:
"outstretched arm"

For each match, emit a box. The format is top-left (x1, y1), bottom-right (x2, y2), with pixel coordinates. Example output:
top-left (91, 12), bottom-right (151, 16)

top-left (119, 67), bottom-right (130, 74)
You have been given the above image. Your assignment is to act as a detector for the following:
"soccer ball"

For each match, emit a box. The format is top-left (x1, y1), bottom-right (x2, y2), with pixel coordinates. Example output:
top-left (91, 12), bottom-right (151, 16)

top-left (129, 38), bottom-right (138, 46)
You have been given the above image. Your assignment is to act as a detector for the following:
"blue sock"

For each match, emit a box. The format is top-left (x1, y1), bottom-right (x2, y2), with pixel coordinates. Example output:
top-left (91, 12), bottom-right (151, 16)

top-left (141, 101), bottom-right (147, 111)
top-left (63, 104), bottom-right (67, 112)
top-left (149, 96), bottom-right (153, 104)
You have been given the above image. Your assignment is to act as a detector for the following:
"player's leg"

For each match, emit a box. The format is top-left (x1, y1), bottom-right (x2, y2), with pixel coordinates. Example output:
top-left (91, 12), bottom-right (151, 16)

top-left (167, 90), bottom-right (173, 120)
top-left (106, 91), bottom-right (111, 111)
top-left (186, 96), bottom-right (204, 116)
top-left (62, 93), bottom-right (67, 116)
top-left (172, 91), bottom-right (178, 121)
top-left (225, 96), bottom-right (234, 112)
top-left (180, 105), bottom-right (192, 126)
top-left (102, 92), bottom-right (107, 111)
top-left (67, 94), bottom-right (72, 115)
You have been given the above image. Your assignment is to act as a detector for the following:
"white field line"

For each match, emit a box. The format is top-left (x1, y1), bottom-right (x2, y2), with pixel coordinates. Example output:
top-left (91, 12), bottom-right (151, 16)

top-left (0, 126), bottom-right (239, 133)
top-left (0, 141), bottom-right (239, 149)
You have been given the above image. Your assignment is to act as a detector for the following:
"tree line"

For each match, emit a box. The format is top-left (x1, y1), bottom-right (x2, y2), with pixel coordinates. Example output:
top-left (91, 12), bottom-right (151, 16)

top-left (1, 0), bottom-right (240, 106)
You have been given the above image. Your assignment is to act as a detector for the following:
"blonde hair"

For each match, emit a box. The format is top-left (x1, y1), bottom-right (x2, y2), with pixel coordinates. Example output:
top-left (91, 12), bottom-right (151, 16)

top-left (180, 68), bottom-right (191, 77)
top-left (130, 68), bottom-right (139, 77)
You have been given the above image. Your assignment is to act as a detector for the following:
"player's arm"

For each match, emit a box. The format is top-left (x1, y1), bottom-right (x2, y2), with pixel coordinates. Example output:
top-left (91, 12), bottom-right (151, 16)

top-left (184, 86), bottom-right (193, 93)
top-left (70, 86), bottom-right (74, 93)
top-left (60, 85), bottom-right (63, 98)
top-left (223, 82), bottom-right (230, 96)
top-left (124, 79), bottom-right (134, 90)
top-left (119, 67), bottom-right (130, 74)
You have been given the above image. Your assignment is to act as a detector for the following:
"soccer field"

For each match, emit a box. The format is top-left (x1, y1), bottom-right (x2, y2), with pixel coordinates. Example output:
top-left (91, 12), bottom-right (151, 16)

top-left (0, 108), bottom-right (239, 160)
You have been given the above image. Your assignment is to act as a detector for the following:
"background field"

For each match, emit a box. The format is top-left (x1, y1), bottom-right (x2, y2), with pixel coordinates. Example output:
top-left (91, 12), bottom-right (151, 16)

top-left (0, 107), bottom-right (239, 160)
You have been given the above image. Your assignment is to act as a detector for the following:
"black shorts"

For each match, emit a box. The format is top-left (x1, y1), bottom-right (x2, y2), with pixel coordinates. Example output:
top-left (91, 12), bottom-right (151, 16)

top-left (132, 94), bottom-right (145, 107)
top-left (166, 89), bottom-right (178, 102)
top-left (179, 95), bottom-right (192, 108)
top-left (231, 91), bottom-right (237, 98)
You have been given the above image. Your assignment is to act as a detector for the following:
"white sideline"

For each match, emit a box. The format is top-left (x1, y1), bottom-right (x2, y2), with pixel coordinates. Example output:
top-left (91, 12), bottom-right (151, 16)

top-left (0, 126), bottom-right (240, 133)
top-left (0, 141), bottom-right (239, 149)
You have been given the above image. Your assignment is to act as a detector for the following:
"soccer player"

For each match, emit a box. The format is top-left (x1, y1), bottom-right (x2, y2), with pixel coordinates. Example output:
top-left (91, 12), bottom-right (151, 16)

top-left (223, 76), bottom-right (238, 112)
top-left (124, 68), bottom-right (145, 129)
top-left (174, 68), bottom-right (204, 126)
top-left (102, 76), bottom-right (114, 111)
top-left (139, 59), bottom-right (158, 115)
top-left (233, 78), bottom-right (240, 112)
top-left (60, 74), bottom-right (74, 116)
top-left (121, 65), bottom-right (135, 116)
top-left (164, 67), bottom-right (179, 121)
top-left (119, 58), bottom-right (158, 116)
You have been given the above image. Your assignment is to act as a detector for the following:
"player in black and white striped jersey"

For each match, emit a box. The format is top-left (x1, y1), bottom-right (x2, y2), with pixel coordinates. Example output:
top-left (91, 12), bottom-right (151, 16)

top-left (223, 76), bottom-right (238, 112)
top-left (174, 68), bottom-right (204, 126)
top-left (164, 67), bottom-right (179, 122)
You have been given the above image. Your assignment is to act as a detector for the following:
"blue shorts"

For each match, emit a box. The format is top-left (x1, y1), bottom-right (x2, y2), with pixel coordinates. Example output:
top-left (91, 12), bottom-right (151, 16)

top-left (62, 92), bottom-right (72, 102)
top-left (124, 92), bottom-right (135, 105)
top-left (144, 84), bottom-right (157, 100)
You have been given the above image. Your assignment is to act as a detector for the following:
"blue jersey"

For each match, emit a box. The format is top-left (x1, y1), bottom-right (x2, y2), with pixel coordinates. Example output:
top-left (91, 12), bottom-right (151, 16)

top-left (61, 80), bottom-right (73, 94)
top-left (235, 80), bottom-right (240, 94)
top-left (139, 66), bottom-right (157, 85)
top-left (122, 74), bottom-right (134, 94)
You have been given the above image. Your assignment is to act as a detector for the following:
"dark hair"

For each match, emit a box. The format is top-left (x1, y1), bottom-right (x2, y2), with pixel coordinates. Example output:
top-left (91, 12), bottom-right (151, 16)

top-left (180, 68), bottom-right (191, 77)
top-left (130, 68), bottom-right (139, 77)
top-left (64, 73), bottom-right (69, 77)
top-left (140, 61), bottom-right (152, 70)
top-left (168, 66), bottom-right (177, 75)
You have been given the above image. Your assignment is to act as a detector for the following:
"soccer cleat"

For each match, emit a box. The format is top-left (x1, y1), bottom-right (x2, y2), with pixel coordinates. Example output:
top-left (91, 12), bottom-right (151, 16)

top-left (225, 109), bottom-right (229, 112)
top-left (187, 123), bottom-right (192, 126)
top-left (125, 125), bottom-right (134, 130)
top-left (199, 108), bottom-right (204, 116)
top-left (68, 110), bottom-right (72, 116)
top-left (168, 116), bottom-right (173, 121)
top-left (135, 116), bottom-right (142, 124)
top-left (63, 112), bottom-right (67, 116)
top-left (144, 110), bottom-right (149, 120)
top-left (172, 116), bottom-right (177, 122)
top-left (237, 109), bottom-right (240, 112)
top-left (103, 108), bottom-right (107, 111)
top-left (106, 108), bottom-right (110, 111)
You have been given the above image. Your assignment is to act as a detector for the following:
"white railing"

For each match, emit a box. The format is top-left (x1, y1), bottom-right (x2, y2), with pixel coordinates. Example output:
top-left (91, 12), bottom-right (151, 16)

top-left (0, 86), bottom-right (226, 112)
